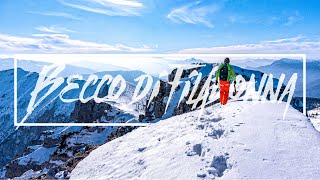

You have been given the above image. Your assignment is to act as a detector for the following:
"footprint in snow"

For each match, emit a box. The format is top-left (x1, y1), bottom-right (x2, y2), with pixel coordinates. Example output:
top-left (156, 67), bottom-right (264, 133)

top-left (231, 141), bottom-right (245, 146)
top-left (262, 158), bottom-right (269, 162)
top-left (208, 115), bottom-right (223, 122)
top-left (207, 154), bottom-right (231, 177)
top-left (137, 159), bottom-right (144, 165)
top-left (262, 158), bottom-right (274, 163)
top-left (202, 109), bottom-right (212, 116)
top-left (207, 128), bottom-right (225, 139)
top-left (137, 147), bottom-right (147, 152)
top-left (196, 124), bottom-right (205, 130)
top-left (197, 172), bottom-right (207, 178)
top-left (186, 144), bottom-right (202, 156)
top-left (244, 148), bottom-right (252, 153)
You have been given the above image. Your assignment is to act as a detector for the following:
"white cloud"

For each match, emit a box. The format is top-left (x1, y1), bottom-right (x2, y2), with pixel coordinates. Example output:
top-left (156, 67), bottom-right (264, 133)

top-left (58, 0), bottom-right (143, 16)
top-left (223, 10), bottom-right (304, 27)
top-left (0, 33), bottom-right (154, 53)
top-left (167, 1), bottom-right (220, 28)
top-left (177, 36), bottom-right (320, 59)
top-left (261, 35), bottom-right (305, 43)
top-left (35, 26), bottom-right (75, 33)
top-left (28, 11), bottom-right (81, 20)
top-left (284, 11), bottom-right (303, 26)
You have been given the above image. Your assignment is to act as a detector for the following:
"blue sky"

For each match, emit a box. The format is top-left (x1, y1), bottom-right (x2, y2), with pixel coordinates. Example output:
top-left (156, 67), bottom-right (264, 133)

top-left (0, 0), bottom-right (320, 58)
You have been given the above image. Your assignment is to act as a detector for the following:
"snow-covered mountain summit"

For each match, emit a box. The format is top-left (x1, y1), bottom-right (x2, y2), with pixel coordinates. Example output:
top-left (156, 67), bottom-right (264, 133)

top-left (0, 58), bottom-right (316, 179)
top-left (71, 101), bottom-right (320, 179)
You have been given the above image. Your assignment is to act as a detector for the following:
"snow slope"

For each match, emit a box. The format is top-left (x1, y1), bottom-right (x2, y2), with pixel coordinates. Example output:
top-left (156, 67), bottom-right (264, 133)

top-left (71, 101), bottom-right (320, 179)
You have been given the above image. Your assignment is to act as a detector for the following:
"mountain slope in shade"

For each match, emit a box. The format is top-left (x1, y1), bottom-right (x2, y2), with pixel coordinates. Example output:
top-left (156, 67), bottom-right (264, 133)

top-left (0, 67), bottom-right (146, 169)
top-left (307, 80), bottom-right (320, 99)
top-left (71, 102), bottom-right (320, 179)
top-left (253, 59), bottom-right (320, 98)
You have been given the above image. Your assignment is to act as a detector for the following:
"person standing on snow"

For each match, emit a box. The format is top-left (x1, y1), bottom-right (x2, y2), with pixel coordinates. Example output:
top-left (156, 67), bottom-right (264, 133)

top-left (215, 58), bottom-right (237, 105)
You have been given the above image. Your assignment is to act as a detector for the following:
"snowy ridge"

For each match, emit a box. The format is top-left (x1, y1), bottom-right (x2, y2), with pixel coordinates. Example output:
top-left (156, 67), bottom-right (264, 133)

top-left (144, 62), bottom-right (300, 122)
top-left (0, 58), bottom-right (316, 178)
top-left (18, 147), bottom-right (57, 166)
top-left (71, 102), bottom-right (320, 179)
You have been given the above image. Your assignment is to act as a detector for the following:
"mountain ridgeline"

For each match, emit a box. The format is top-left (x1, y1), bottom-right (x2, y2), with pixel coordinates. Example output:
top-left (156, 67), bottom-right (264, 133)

top-left (144, 63), bottom-right (303, 122)
top-left (0, 60), bottom-right (305, 178)
top-left (252, 58), bottom-right (320, 98)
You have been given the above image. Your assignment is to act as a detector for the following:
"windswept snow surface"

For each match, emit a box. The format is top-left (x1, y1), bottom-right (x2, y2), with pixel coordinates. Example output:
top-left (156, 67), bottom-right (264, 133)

top-left (71, 102), bottom-right (320, 179)
top-left (18, 147), bottom-right (57, 165)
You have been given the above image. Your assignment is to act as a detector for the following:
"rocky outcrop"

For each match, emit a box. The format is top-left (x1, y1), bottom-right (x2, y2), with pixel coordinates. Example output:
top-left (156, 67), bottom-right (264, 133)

top-left (71, 100), bottom-right (112, 123)
top-left (145, 63), bottom-right (304, 120)
top-left (108, 126), bottom-right (136, 141)
top-left (145, 80), bottom-right (172, 120)
top-left (3, 98), bottom-right (135, 179)
top-left (43, 136), bottom-right (62, 148)
top-left (5, 161), bottom-right (41, 178)
top-left (145, 64), bottom-right (211, 121)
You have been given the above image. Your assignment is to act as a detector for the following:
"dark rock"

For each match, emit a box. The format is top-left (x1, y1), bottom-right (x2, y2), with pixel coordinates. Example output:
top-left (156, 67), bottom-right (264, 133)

top-left (70, 100), bottom-right (112, 123)
top-left (145, 66), bottom-right (209, 120)
top-left (138, 114), bottom-right (145, 121)
top-left (46, 166), bottom-right (67, 179)
top-left (5, 160), bottom-right (41, 178)
top-left (97, 127), bottom-right (106, 133)
top-left (87, 127), bottom-right (97, 132)
top-left (43, 136), bottom-right (61, 148)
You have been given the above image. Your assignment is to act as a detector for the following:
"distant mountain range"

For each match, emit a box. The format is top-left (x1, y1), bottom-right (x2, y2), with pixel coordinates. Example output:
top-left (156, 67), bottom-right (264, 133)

top-left (70, 61), bottom-right (129, 72)
top-left (233, 59), bottom-right (276, 69)
top-left (252, 58), bottom-right (320, 98)
top-left (0, 58), bottom-right (96, 77)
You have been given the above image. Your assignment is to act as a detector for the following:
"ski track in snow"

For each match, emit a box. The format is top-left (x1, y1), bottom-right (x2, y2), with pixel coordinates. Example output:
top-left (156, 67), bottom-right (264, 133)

top-left (71, 102), bottom-right (320, 180)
